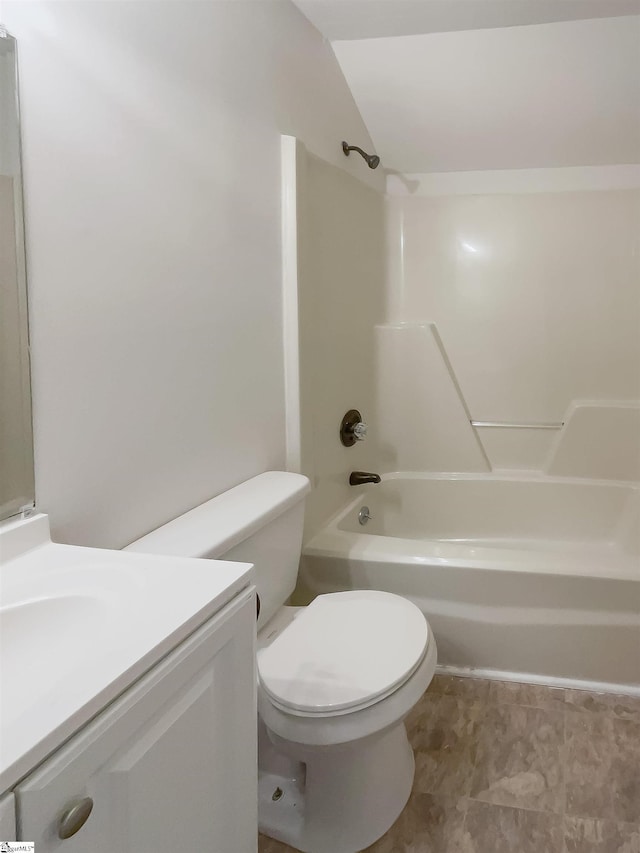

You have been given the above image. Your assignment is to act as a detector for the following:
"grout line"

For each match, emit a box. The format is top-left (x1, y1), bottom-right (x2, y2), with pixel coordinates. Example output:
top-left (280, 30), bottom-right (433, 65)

top-left (462, 689), bottom-right (487, 807)
top-left (459, 795), bottom-right (470, 842)
top-left (560, 705), bottom-right (568, 841)
top-left (465, 795), bottom-right (565, 818)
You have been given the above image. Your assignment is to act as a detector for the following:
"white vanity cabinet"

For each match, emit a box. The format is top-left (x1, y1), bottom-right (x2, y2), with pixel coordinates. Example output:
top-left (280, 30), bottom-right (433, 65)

top-left (0, 792), bottom-right (16, 840)
top-left (14, 590), bottom-right (257, 853)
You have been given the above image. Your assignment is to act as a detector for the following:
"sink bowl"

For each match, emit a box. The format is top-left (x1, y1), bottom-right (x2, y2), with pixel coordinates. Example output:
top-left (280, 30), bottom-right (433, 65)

top-left (1, 595), bottom-right (110, 724)
top-left (0, 513), bottom-right (253, 791)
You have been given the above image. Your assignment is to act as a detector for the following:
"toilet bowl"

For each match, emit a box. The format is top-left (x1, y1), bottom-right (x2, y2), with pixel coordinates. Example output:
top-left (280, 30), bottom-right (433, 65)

top-left (257, 593), bottom-right (437, 853)
top-left (126, 472), bottom-right (437, 853)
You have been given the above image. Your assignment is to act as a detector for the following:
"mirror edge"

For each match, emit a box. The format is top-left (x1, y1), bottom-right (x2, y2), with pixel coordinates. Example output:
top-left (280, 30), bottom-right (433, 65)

top-left (1, 26), bottom-right (36, 522)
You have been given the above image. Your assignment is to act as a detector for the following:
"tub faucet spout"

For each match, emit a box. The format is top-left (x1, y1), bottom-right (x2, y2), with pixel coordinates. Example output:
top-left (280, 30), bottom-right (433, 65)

top-left (349, 471), bottom-right (381, 486)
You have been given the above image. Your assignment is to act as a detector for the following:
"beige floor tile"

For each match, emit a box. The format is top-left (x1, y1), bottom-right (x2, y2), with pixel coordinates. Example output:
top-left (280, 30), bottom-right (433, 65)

top-left (565, 690), bottom-right (640, 723)
top-left (563, 816), bottom-right (640, 853)
top-left (469, 704), bottom-right (565, 813)
top-left (364, 792), bottom-right (468, 853)
top-left (429, 674), bottom-right (491, 706)
top-left (463, 800), bottom-right (563, 853)
top-left (258, 832), bottom-right (300, 852)
top-left (488, 679), bottom-right (566, 711)
top-left (405, 684), bottom-right (441, 736)
top-left (411, 695), bottom-right (484, 798)
top-left (565, 711), bottom-right (640, 825)
top-left (609, 718), bottom-right (640, 825)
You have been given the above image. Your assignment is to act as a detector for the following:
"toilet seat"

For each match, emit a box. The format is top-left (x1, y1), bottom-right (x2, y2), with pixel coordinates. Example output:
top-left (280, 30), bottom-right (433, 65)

top-left (257, 590), bottom-right (429, 717)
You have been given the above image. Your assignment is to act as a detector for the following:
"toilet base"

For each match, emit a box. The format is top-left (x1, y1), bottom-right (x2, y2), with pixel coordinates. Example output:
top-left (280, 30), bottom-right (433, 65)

top-left (259, 721), bottom-right (415, 853)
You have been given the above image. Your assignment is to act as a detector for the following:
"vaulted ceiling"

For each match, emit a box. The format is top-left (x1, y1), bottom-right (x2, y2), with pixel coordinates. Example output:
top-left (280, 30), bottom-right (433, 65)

top-left (292, 1), bottom-right (640, 174)
top-left (292, 0), bottom-right (640, 40)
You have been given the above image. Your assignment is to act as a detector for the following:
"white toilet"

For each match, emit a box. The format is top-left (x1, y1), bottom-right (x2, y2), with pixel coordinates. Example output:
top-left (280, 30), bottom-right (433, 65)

top-left (126, 471), bottom-right (437, 853)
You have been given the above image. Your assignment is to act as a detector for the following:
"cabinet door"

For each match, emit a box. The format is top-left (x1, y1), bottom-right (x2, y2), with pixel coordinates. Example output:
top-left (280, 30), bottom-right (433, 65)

top-left (17, 590), bottom-right (257, 853)
top-left (0, 792), bottom-right (16, 841)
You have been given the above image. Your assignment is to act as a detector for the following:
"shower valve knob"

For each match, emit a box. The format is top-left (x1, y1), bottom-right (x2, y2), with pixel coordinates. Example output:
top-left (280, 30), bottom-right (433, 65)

top-left (340, 409), bottom-right (368, 446)
top-left (353, 422), bottom-right (368, 441)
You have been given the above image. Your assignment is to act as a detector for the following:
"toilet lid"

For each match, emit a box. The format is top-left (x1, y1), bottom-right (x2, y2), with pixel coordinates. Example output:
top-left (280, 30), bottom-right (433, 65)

top-left (257, 590), bottom-right (429, 715)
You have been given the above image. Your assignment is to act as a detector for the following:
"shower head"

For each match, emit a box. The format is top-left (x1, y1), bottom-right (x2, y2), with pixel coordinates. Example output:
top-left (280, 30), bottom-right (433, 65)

top-left (342, 141), bottom-right (380, 170)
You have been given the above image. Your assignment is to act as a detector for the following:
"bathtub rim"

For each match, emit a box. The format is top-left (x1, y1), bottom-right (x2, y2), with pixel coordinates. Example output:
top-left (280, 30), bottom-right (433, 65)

top-left (349, 468), bottom-right (640, 490)
top-left (303, 471), bottom-right (639, 583)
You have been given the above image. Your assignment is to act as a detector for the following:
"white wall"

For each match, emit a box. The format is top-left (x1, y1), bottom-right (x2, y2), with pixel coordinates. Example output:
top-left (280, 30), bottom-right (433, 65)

top-left (1, 0), bottom-right (382, 547)
top-left (0, 44), bottom-right (19, 176)
top-left (296, 149), bottom-right (385, 538)
top-left (384, 175), bottom-right (640, 471)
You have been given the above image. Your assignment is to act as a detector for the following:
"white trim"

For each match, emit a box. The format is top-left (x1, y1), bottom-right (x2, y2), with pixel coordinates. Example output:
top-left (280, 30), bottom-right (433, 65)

top-left (281, 135), bottom-right (302, 473)
top-left (436, 664), bottom-right (640, 698)
top-left (386, 164), bottom-right (640, 197)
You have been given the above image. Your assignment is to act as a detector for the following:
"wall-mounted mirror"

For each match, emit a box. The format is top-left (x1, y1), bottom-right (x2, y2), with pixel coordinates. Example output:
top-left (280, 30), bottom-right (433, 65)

top-left (0, 29), bottom-right (34, 521)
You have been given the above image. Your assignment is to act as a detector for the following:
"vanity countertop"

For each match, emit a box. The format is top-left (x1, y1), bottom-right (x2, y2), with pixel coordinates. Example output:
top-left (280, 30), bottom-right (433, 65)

top-left (0, 513), bottom-right (253, 792)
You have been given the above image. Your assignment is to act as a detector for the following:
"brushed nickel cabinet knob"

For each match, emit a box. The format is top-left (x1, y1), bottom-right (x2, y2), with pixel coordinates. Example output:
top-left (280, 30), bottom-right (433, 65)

top-left (58, 797), bottom-right (94, 839)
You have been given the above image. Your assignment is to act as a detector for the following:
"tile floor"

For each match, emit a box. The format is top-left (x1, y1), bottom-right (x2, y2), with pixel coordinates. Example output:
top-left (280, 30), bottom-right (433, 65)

top-left (258, 675), bottom-right (640, 853)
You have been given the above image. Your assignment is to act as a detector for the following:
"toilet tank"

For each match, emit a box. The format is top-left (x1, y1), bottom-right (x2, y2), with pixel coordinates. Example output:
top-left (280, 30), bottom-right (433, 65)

top-left (125, 472), bottom-right (310, 628)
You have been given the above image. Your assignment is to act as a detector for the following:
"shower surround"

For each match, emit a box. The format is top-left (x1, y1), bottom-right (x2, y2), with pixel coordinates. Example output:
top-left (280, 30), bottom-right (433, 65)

top-left (382, 186), bottom-right (640, 473)
top-left (286, 143), bottom-right (640, 689)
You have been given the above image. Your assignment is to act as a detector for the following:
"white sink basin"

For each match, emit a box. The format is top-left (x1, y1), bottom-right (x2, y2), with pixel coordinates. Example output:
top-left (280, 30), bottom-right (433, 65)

top-left (0, 514), bottom-right (253, 792)
top-left (1, 595), bottom-right (110, 726)
top-left (2, 594), bottom-right (104, 647)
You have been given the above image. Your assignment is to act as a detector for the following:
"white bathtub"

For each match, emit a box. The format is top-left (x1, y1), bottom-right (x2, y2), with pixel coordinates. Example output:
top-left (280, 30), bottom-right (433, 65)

top-left (298, 473), bottom-right (640, 691)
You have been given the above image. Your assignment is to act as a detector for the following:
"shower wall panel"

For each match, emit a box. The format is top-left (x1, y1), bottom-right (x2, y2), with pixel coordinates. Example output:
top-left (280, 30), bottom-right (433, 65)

top-left (297, 151), bottom-right (386, 539)
top-left (386, 187), bottom-right (640, 472)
